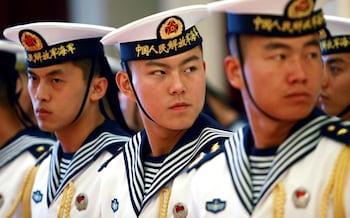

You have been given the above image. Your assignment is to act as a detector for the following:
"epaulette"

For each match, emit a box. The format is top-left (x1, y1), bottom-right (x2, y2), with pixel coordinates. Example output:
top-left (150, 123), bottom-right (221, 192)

top-left (28, 143), bottom-right (52, 159)
top-left (186, 142), bottom-right (224, 173)
top-left (34, 146), bottom-right (53, 166)
top-left (321, 120), bottom-right (350, 146)
top-left (92, 141), bottom-right (125, 162)
top-left (105, 143), bottom-right (124, 156)
top-left (98, 146), bottom-right (123, 172)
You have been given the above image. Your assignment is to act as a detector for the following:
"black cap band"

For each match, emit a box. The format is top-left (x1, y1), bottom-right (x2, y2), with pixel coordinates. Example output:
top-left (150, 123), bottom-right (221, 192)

top-left (320, 35), bottom-right (350, 55)
top-left (19, 29), bottom-right (104, 68)
top-left (227, 9), bottom-right (325, 37)
top-left (120, 25), bottom-right (202, 62)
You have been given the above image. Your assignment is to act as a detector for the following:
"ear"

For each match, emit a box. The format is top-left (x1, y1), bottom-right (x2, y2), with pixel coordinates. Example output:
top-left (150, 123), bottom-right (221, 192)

top-left (90, 77), bottom-right (108, 101)
top-left (224, 56), bottom-right (244, 89)
top-left (116, 71), bottom-right (136, 101)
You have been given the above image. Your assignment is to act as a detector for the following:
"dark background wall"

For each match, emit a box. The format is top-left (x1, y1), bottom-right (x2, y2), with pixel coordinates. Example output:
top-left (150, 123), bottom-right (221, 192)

top-left (0, 0), bottom-right (68, 38)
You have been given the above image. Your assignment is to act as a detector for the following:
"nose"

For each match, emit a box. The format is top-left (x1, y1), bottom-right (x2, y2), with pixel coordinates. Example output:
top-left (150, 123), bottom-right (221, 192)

top-left (32, 82), bottom-right (49, 101)
top-left (321, 67), bottom-right (330, 89)
top-left (287, 57), bottom-right (308, 84)
top-left (169, 72), bottom-right (185, 95)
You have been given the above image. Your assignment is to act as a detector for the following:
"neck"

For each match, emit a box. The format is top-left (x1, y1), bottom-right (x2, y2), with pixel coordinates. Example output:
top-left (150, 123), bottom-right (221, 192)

top-left (247, 110), bottom-right (296, 149)
top-left (144, 121), bottom-right (186, 157)
top-left (55, 109), bottom-right (105, 153)
top-left (0, 108), bottom-right (25, 147)
top-left (341, 111), bottom-right (350, 122)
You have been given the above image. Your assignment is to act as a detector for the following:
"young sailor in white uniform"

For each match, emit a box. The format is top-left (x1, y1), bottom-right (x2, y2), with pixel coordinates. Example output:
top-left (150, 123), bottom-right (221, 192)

top-left (319, 15), bottom-right (350, 121)
top-left (99, 4), bottom-right (233, 217)
top-left (0, 39), bottom-right (55, 218)
top-left (3, 22), bottom-right (131, 218)
top-left (187, 0), bottom-right (350, 217)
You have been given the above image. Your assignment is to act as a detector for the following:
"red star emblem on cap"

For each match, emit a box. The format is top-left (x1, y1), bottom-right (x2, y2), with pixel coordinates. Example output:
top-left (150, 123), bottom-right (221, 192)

top-left (24, 34), bottom-right (37, 47)
top-left (165, 20), bottom-right (179, 35)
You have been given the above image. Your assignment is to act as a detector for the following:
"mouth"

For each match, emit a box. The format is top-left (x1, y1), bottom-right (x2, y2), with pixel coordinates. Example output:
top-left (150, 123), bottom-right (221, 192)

top-left (35, 108), bottom-right (51, 119)
top-left (169, 102), bottom-right (190, 110)
top-left (319, 94), bottom-right (329, 101)
top-left (285, 92), bottom-right (311, 102)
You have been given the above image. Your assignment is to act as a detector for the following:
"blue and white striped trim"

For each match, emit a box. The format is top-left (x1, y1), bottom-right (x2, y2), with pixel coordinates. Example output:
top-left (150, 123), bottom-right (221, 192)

top-left (125, 127), bottom-right (232, 214)
top-left (0, 135), bottom-right (55, 168)
top-left (224, 115), bottom-right (339, 213)
top-left (47, 132), bottom-right (129, 205)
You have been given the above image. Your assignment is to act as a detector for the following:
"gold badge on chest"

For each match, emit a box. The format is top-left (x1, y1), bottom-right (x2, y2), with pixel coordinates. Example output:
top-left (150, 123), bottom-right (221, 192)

top-left (292, 187), bottom-right (310, 208)
top-left (75, 193), bottom-right (88, 211)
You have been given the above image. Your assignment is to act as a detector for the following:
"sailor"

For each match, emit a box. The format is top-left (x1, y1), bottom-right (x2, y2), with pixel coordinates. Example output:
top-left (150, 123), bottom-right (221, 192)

top-left (187, 0), bottom-right (350, 217)
top-left (3, 22), bottom-right (131, 217)
top-left (319, 15), bottom-right (350, 121)
top-left (99, 4), bottom-right (233, 217)
top-left (0, 39), bottom-right (55, 218)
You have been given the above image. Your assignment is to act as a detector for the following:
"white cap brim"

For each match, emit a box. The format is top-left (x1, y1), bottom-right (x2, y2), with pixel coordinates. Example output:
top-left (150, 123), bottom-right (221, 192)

top-left (0, 39), bottom-right (25, 54)
top-left (4, 22), bottom-right (116, 45)
top-left (208, 0), bottom-right (330, 15)
top-left (324, 15), bottom-right (350, 36)
top-left (101, 4), bottom-right (209, 45)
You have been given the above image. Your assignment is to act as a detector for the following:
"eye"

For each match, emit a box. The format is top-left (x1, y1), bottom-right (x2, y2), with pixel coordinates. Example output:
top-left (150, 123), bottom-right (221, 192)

top-left (27, 73), bottom-right (37, 81)
top-left (52, 78), bottom-right (62, 84)
top-left (184, 66), bottom-right (196, 73)
top-left (152, 70), bottom-right (166, 76)
top-left (329, 65), bottom-right (342, 74)
top-left (273, 54), bottom-right (286, 61)
top-left (307, 52), bottom-right (320, 59)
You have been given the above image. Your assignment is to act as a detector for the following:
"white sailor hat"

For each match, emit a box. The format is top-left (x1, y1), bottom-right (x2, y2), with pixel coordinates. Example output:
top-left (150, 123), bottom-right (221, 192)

top-left (3, 22), bottom-right (116, 68)
top-left (0, 39), bottom-right (25, 67)
top-left (0, 39), bottom-right (24, 54)
top-left (320, 15), bottom-right (350, 55)
top-left (106, 55), bottom-right (121, 73)
top-left (0, 40), bottom-right (25, 101)
top-left (208, 0), bottom-right (330, 37)
top-left (101, 4), bottom-right (209, 62)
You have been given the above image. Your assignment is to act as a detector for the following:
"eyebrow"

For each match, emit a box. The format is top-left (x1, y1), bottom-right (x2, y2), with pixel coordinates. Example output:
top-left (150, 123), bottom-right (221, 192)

top-left (325, 57), bottom-right (345, 65)
top-left (263, 38), bottom-right (320, 51)
top-left (145, 54), bottom-right (200, 68)
top-left (304, 38), bottom-right (320, 48)
top-left (264, 42), bottom-right (290, 50)
top-left (27, 68), bottom-right (65, 77)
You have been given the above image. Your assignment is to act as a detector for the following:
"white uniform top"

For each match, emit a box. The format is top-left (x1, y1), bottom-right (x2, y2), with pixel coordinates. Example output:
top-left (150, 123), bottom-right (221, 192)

top-left (0, 128), bottom-right (55, 218)
top-left (30, 120), bottom-right (130, 218)
top-left (188, 110), bottom-right (350, 217)
top-left (100, 113), bottom-right (233, 218)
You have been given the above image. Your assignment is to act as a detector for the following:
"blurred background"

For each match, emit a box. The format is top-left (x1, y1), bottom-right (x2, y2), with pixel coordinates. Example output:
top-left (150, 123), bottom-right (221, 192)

top-left (1, 0), bottom-right (348, 110)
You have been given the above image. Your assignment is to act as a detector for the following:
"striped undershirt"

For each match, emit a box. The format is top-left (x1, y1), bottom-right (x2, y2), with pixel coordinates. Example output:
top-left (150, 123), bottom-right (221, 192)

top-left (248, 146), bottom-right (277, 205)
top-left (143, 154), bottom-right (166, 195)
top-left (59, 151), bottom-right (74, 184)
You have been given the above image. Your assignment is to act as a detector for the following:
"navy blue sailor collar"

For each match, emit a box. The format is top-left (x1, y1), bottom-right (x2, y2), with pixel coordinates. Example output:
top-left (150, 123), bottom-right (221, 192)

top-left (46, 119), bottom-right (130, 205)
top-left (230, 107), bottom-right (338, 213)
top-left (139, 113), bottom-right (227, 158)
top-left (124, 112), bottom-right (232, 215)
top-left (0, 127), bottom-right (54, 168)
top-left (243, 107), bottom-right (329, 154)
top-left (82, 119), bottom-right (131, 157)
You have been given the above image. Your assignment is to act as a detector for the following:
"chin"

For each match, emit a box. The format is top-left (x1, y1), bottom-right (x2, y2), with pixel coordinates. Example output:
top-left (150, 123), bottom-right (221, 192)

top-left (38, 123), bottom-right (55, 133)
top-left (170, 120), bottom-right (195, 130)
top-left (280, 108), bottom-right (313, 121)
